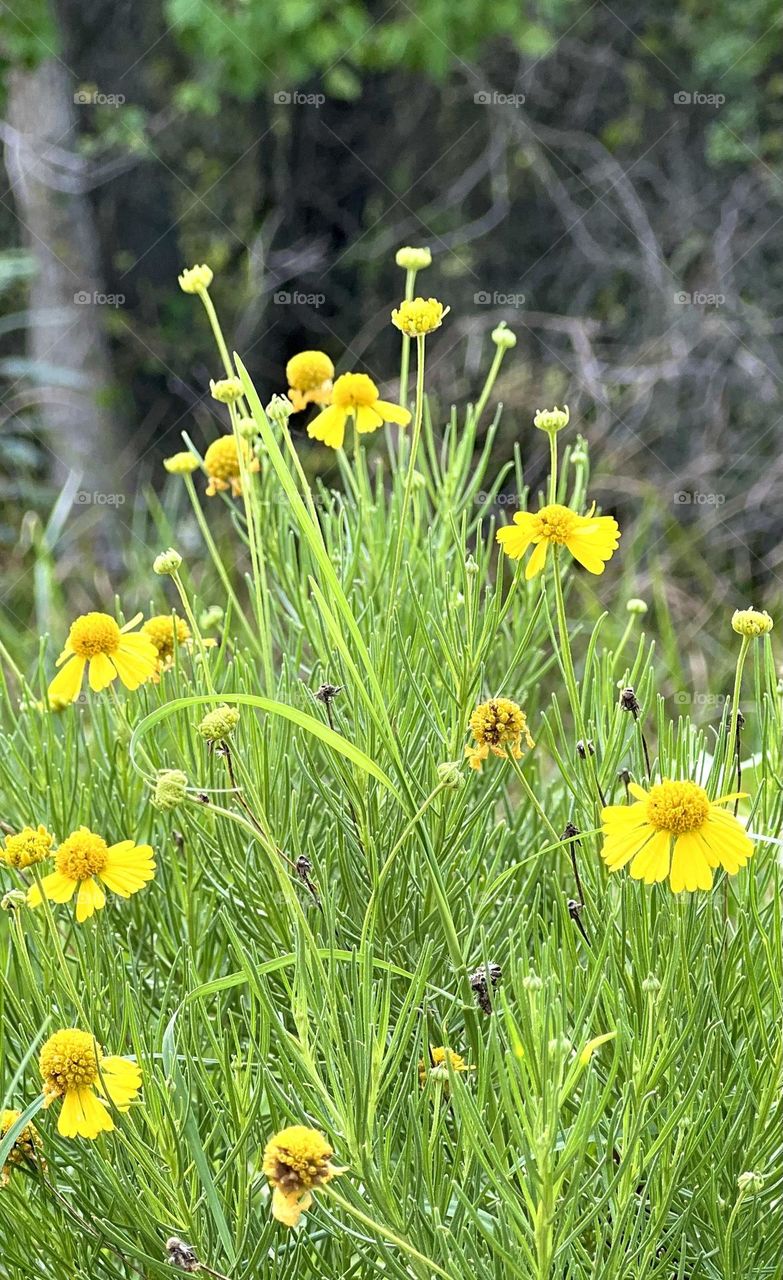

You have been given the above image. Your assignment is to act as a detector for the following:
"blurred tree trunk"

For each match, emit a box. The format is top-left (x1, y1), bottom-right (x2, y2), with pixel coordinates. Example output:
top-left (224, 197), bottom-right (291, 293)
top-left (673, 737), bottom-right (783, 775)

top-left (5, 57), bottom-right (121, 494)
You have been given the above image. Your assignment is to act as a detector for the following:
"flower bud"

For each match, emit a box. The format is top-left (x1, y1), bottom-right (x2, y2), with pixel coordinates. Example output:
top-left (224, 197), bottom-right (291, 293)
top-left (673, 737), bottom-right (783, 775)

top-left (210, 377), bottom-right (243, 404)
top-left (534, 405), bottom-right (570, 434)
top-left (395, 246), bottom-right (432, 271)
top-left (437, 761), bottom-right (465, 790)
top-left (626, 598), bottom-right (648, 615)
top-left (178, 264), bottom-right (213, 294)
top-left (152, 769), bottom-right (188, 812)
top-left (153, 548), bottom-right (182, 576)
top-left (731, 608), bottom-right (773, 638)
top-left (491, 323), bottom-right (517, 349)
top-left (197, 704), bottom-right (240, 743)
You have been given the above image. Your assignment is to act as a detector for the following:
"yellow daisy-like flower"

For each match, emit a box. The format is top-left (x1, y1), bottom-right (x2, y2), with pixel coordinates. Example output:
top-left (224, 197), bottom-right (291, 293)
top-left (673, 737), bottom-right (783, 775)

top-left (178, 264), bottom-right (213, 294)
top-left (1, 1108), bottom-right (43, 1184)
top-left (164, 451), bottom-right (200, 475)
top-left (307, 372), bottom-right (411, 450)
top-left (600, 780), bottom-right (754, 893)
top-left (496, 502), bottom-right (620, 579)
top-left (466, 697), bottom-right (534, 771)
top-left (418, 1046), bottom-right (471, 1088)
top-left (39, 1029), bottom-right (141, 1140)
top-left (27, 826), bottom-right (155, 922)
top-left (391, 296), bottom-right (448, 337)
top-left (3, 824), bottom-right (54, 870)
top-left (141, 613), bottom-right (211, 679)
top-left (286, 351), bottom-right (335, 412)
top-left (48, 612), bottom-right (158, 705)
top-left (203, 435), bottom-right (260, 497)
top-left (263, 1125), bottom-right (341, 1228)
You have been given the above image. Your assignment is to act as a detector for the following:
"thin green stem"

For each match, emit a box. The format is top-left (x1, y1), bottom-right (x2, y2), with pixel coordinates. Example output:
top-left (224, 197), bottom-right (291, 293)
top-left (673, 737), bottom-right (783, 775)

top-left (397, 266), bottom-right (417, 407)
top-left (724, 636), bottom-right (750, 794)
top-left (384, 335), bottom-right (426, 679)
top-left (324, 1186), bottom-right (455, 1280)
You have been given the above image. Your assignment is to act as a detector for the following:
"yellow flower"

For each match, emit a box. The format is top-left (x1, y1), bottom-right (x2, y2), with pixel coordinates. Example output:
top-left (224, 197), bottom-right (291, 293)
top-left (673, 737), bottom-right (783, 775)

top-left (391, 296), bottom-right (448, 337)
top-left (418, 1046), bottom-right (471, 1087)
top-left (496, 503), bottom-right (620, 579)
top-left (1, 1108), bottom-right (43, 1183)
top-left (48, 611), bottom-right (158, 704)
top-left (3, 824), bottom-right (54, 869)
top-left (286, 351), bottom-right (334, 412)
top-left (39, 1029), bottom-right (141, 1140)
top-left (28, 826), bottom-right (155, 922)
top-left (263, 1125), bottom-right (341, 1228)
top-left (465, 697), bottom-right (534, 771)
top-left (164, 451), bottom-right (200, 475)
top-left (731, 608), bottom-right (773, 637)
top-left (600, 780), bottom-right (754, 893)
top-left (178, 264), bottom-right (213, 294)
top-left (307, 372), bottom-right (411, 450)
top-left (141, 613), bottom-right (212, 679)
top-left (203, 435), bottom-right (259, 497)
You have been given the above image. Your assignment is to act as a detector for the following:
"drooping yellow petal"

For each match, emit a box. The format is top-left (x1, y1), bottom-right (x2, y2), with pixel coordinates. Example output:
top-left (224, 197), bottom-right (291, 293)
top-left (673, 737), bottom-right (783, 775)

top-left (28, 871), bottom-right (77, 908)
top-left (353, 405), bottom-right (384, 434)
top-left (629, 830), bottom-right (671, 884)
top-left (111, 642), bottom-right (156, 691)
top-left (496, 512), bottom-right (537, 560)
top-left (307, 405), bottom-right (347, 449)
top-left (565, 516), bottom-right (621, 574)
top-left (271, 1185), bottom-right (312, 1227)
top-left (76, 877), bottom-right (106, 922)
top-left (525, 539), bottom-right (548, 579)
top-left (48, 656), bottom-right (87, 704)
top-left (602, 828), bottom-right (652, 871)
top-left (375, 399), bottom-right (412, 427)
top-left (669, 833), bottom-right (713, 893)
top-left (99, 1057), bottom-right (142, 1111)
top-left (627, 783), bottom-right (649, 802)
top-left (88, 652), bottom-right (117, 692)
top-left (579, 1030), bottom-right (617, 1064)
top-left (99, 842), bottom-right (155, 897)
top-left (58, 1087), bottom-right (114, 1139)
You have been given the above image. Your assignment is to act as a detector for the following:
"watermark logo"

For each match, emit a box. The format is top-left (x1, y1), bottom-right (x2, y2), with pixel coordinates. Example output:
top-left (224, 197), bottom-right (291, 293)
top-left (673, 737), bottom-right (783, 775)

top-left (74, 88), bottom-right (125, 108)
top-left (74, 291), bottom-right (125, 308)
top-left (673, 490), bottom-right (725, 507)
top-left (674, 291), bottom-right (725, 307)
top-left (475, 492), bottom-right (523, 507)
top-left (273, 90), bottom-right (326, 108)
top-left (673, 90), bottom-right (725, 108)
top-left (473, 90), bottom-right (526, 107)
top-left (674, 691), bottom-right (728, 708)
top-left (474, 290), bottom-right (526, 308)
top-left (272, 290), bottom-right (325, 307)
top-left (75, 491), bottom-right (126, 507)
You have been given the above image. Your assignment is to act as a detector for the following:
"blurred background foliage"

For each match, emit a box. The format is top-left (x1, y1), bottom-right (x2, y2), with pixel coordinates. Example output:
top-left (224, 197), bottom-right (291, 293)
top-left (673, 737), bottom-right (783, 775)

top-left (1, 0), bottom-right (782, 635)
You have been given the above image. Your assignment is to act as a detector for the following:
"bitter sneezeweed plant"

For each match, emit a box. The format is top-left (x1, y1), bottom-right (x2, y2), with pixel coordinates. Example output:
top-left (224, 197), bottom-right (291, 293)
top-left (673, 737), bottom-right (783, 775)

top-left (0, 249), bottom-right (780, 1280)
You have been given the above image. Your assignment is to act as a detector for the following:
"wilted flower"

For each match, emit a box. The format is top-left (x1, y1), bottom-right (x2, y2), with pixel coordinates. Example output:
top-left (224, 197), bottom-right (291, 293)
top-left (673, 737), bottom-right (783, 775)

top-left (263, 1126), bottom-right (341, 1227)
top-left (203, 435), bottom-right (259, 497)
top-left (466, 697), bottom-right (534, 771)
top-left (286, 351), bottom-right (334, 412)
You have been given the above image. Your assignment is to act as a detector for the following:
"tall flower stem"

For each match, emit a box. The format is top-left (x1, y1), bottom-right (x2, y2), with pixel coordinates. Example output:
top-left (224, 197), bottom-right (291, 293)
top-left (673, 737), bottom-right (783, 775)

top-left (548, 430), bottom-right (558, 504)
top-left (324, 1186), bottom-right (455, 1280)
top-left (384, 335), bottom-right (426, 678)
top-left (551, 548), bottom-right (602, 806)
top-left (724, 636), bottom-right (750, 794)
top-left (472, 341), bottom-right (509, 427)
top-left (171, 571), bottom-right (216, 696)
top-left (397, 267), bottom-right (417, 407)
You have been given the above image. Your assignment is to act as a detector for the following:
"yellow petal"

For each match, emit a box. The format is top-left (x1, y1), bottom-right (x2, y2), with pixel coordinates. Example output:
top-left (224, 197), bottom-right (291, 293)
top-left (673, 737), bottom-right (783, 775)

top-left (48, 656), bottom-right (86, 704)
top-left (307, 405), bottom-right (347, 449)
top-left (271, 1186), bottom-right (312, 1227)
top-left (88, 652), bottom-right (117, 692)
top-left (76, 877), bottom-right (106, 922)
top-left (99, 1057), bottom-right (142, 1110)
top-left (579, 1030), bottom-right (617, 1065)
top-left (28, 871), bottom-right (77, 907)
top-left (354, 404), bottom-right (384, 434)
top-left (100, 843), bottom-right (155, 897)
top-left (375, 399), bottom-right (412, 427)
top-left (58, 1087), bottom-right (114, 1139)
top-left (496, 512), bottom-right (536, 560)
top-left (525, 539), bottom-right (548, 579)
top-left (111, 640), bottom-right (157, 690)
top-left (629, 830), bottom-right (671, 884)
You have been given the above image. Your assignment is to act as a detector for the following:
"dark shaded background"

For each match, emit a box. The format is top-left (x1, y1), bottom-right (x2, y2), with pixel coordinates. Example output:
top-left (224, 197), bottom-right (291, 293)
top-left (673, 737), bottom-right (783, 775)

top-left (1, 0), bottom-right (782, 609)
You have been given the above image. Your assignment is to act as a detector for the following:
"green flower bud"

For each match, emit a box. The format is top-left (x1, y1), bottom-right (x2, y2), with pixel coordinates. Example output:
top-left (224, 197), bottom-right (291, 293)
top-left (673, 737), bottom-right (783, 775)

top-left (197, 704), bottom-right (240, 743)
top-left (153, 769), bottom-right (189, 812)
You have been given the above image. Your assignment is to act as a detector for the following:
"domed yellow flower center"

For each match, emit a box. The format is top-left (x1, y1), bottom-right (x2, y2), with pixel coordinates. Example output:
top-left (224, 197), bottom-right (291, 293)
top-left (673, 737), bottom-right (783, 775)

top-left (470, 697), bottom-right (525, 747)
top-left (646, 781), bottom-right (710, 835)
top-left (55, 829), bottom-right (108, 880)
top-left (69, 613), bottom-right (121, 658)
top-left (3, 825), bottom-right (54, 869)
top-left (262, 1126), bottom-right (334, 1194)
top-left (534, 504), bottom-right (579, 544)
top-left (392, 296), bottom-right (447, 336)
top-left (332, 372), bottom-right (378, 409)
top-left (286, 350), bottom-right (334, 391)
top-left (39, 1029), bottom-right (102, 1094)
top-left (204, 436), bottom-right (247, 480)
top-left (143, 614), bottom-right (191, 659)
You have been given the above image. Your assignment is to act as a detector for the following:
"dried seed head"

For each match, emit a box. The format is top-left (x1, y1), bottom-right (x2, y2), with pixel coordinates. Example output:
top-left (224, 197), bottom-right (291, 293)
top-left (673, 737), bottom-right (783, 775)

top-left (469, 962), bottom-right (502, 1014)
top-left (315, 683), bottom-right (343, 704)
top-left (576, 739), bottom-right (594, 759)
